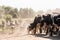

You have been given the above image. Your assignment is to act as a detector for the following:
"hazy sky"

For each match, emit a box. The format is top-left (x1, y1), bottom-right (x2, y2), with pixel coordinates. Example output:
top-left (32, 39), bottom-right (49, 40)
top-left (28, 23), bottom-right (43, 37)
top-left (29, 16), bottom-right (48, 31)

top-left (0, 0), bottom-right (60, 11)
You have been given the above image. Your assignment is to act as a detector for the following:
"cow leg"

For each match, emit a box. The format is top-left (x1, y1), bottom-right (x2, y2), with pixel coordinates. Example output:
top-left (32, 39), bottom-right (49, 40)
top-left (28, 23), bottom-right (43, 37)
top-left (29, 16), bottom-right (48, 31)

top-left (43, 26), bottom-right (47, 33)
top-left (56, 27), bottom-right (60, 35)
top-left (56, 27), bottom-right (59, 32)
top-left (33, 27), bottom-right (36, 34)
top-left (46, 28), bottom-right (48, 35)
top-left (49, 25), bottom-right (54, 36)
top-left (44, 27), bottom-right (46, 33)
top-left (53, 25), bottom-right (59, 35)
top-left (46, 25), bottom-right (49, 35)
top-left (49, 31), bottom-right (53, 36)
top-left (39, 27), bottom-right (42, 33)
top-left (36, 23), bottom-right (41, 34)
top-left (36, 24), bottom-right (39, 34)
top-left (49, 27), bottom-right (53, 36)
top-left (43, 23), bottom-right (47, 33)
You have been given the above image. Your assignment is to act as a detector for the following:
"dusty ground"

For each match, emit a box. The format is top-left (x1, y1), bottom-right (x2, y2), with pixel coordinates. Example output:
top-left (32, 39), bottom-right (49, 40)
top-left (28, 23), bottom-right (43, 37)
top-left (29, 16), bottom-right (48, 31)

top-left (0, 18), bottom-right (60, 40)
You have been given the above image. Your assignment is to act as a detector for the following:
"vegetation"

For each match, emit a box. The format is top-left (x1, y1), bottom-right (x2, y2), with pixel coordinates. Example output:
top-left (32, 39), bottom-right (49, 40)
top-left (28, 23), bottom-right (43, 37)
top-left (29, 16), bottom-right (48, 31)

top-left (0, 6), bottom-right (60, 33)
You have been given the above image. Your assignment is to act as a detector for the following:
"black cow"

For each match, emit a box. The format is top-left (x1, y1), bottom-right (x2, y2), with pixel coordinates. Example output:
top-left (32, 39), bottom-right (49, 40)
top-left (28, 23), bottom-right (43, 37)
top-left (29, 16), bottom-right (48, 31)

top-left (53, 14), bottom-right (60, 35)
top-left (42, 14), bottom-right (53, 36)
top-left (27, 16), bottom-right (37, 34)
top-left (36, 15), bottom-right (42, 34)
top-left (28, 14), bottom-right (60, 36)
top-left (28, 15), bottom-right (42, 34)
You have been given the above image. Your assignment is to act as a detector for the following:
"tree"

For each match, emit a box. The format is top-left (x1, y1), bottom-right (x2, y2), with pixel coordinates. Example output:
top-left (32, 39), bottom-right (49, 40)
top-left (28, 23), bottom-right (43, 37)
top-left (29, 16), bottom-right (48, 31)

top-left (9, 9), bottom-right (18, 18)
top-left (28, 8), bottom-right (35, 18)
top-left (4, 6), bottom-right (12, 14)
top-left (19, 8), bottom-right (28, 18)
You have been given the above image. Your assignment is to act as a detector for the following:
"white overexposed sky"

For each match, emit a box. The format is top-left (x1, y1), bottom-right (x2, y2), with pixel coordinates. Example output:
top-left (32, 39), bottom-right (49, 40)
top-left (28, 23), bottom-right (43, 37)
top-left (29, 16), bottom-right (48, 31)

top-left (0, 0), bottom-right (60, 11)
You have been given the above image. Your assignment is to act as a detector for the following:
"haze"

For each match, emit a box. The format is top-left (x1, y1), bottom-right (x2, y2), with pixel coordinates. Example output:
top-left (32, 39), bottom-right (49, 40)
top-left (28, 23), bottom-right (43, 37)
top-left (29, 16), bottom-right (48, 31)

top-left (0, 0), bottom-right (60, 11)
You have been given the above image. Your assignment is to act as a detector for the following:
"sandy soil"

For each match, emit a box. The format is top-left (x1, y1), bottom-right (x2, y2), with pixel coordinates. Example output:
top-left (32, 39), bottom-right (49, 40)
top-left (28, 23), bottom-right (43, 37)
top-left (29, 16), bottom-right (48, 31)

top-left (0, 19), bottom-right (60, 40)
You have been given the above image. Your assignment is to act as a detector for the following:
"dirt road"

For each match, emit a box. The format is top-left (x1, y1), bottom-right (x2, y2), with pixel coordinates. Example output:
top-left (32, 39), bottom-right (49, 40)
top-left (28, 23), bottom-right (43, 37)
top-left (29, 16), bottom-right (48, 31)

top-left (0, 19), bottom-right (60, 40)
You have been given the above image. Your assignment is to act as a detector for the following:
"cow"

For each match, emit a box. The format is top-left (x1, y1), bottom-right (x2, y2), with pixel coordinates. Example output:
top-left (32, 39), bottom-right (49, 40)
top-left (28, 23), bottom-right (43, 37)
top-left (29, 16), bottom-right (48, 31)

top-left (27, 15), bottom-right (42, 34)
top-left (42, 14), bottom-right (53, 36)
top-left (27, 16), bottom-right (37, 34)
top-left (53, 14), bottom-right (60, 35)
top-left (28, 14), bottom-right (53, 36)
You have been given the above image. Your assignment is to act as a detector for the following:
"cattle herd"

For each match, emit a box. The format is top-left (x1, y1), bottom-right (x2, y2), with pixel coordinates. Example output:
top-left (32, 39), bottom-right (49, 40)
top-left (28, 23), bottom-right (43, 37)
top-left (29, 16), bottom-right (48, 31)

top-left (27, 14), bottom-right (60, 36)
